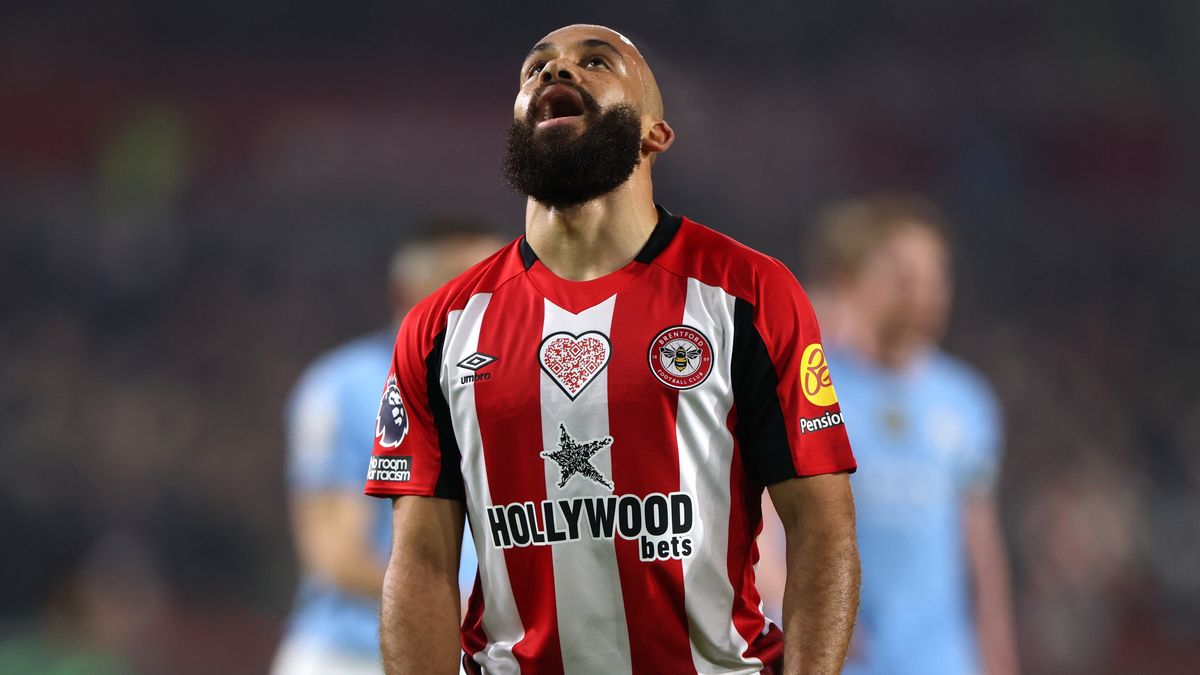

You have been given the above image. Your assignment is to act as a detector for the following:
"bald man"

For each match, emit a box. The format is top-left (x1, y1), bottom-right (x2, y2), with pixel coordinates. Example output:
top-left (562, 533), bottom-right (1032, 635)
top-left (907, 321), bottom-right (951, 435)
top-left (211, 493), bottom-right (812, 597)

top-left (367, 25), bottom-right (860, 675)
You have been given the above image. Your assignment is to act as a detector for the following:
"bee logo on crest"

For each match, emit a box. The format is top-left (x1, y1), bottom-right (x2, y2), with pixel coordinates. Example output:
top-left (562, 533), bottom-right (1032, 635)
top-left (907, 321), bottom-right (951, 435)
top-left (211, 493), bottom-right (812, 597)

top-left (662, 343), bottom-right (703, 373)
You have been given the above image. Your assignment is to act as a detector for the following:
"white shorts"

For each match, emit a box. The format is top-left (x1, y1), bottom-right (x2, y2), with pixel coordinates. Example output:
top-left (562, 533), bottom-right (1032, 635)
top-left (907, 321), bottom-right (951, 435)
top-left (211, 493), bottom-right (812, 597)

top-left (270, 638), bottom-right (383, 675)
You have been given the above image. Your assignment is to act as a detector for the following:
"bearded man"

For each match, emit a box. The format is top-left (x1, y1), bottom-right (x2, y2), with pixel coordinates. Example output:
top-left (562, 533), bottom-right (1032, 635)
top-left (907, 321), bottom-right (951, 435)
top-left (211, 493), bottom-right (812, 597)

top-left (365, 24), bottom-right (860, 675)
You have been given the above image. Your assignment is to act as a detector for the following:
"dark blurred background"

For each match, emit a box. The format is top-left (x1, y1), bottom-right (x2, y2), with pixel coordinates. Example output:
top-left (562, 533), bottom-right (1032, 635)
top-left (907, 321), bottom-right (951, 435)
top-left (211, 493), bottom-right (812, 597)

top-left (2, 2), bottom-right (1197, 673)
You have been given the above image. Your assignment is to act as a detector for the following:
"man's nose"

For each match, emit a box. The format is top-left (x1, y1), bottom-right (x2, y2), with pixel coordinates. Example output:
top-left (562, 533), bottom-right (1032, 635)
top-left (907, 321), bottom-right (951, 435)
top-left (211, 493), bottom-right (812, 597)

top-left (540, 58), bottom-right (577, 84)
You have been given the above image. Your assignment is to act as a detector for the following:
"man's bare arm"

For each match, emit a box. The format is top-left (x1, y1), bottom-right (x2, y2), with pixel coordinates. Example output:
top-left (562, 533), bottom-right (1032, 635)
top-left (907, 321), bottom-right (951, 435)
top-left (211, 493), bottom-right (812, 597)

top-left (769, 472), bottom-right (860, 674)
top-left (290, 492), bottom-right (385, 597)
top-left (380, 495), bottom-right (465, 675)
top-left (963, 491), bottom-right (1019, 675)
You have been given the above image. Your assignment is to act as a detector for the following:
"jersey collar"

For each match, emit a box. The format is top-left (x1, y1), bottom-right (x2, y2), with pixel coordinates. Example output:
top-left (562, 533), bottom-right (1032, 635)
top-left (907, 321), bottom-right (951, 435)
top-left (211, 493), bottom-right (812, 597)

top-left (518, 204), bottom-right (683, 270)
top-left (517, 205), bottom-right (684, 314)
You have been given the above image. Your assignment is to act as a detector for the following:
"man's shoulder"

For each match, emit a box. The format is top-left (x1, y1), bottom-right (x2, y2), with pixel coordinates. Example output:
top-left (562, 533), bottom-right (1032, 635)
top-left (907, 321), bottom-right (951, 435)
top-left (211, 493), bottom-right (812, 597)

top-left (292, 331), bottom-right (393, 400)
top-left (655, 215), bottom-right (800, 302)
top-left (324, 330), bottom-right (394, 364)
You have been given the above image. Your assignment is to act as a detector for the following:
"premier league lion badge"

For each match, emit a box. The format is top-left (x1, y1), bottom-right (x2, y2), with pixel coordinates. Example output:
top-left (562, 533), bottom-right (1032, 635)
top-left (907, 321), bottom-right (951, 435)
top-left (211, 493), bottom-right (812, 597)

top-left (375, 375), bottom-right (409, 447)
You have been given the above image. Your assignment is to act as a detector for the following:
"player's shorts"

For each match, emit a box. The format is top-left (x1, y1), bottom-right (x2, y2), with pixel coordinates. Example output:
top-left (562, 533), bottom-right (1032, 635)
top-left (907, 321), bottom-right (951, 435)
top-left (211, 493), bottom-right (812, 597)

top-left (270, 637), bottom-right (383, 675)
top-left (461, 653), bottom-right (783, 674)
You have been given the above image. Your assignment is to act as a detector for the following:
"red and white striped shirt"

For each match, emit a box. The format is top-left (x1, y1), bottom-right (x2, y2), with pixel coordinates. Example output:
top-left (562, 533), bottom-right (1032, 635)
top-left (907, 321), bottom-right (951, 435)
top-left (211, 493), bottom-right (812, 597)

top-left (366, 206), bottom-right (856, 675)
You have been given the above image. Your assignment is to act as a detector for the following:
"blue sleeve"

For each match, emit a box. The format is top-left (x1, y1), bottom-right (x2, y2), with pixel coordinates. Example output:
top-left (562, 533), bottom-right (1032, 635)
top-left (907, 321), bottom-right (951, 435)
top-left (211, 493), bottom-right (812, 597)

top-left (961, 376), bottom-right (1004, 493)
top-left (459, 529), bottom-right (479, 594)
top-left (285, 365), bottom-right (366, 491)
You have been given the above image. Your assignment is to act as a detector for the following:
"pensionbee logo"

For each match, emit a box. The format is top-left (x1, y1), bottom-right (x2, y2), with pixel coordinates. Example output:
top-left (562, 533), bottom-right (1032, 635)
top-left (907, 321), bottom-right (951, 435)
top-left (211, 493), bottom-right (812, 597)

top-left (799, 410), bottom-right (845, 434)
top-left (486, 492), bottom-right (696, 562)
top-left (801, 343), bottom-right (839, 407)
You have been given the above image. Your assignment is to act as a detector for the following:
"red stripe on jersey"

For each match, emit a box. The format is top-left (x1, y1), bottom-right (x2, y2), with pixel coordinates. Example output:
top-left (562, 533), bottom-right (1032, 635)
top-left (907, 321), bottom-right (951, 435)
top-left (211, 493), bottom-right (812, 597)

top-left (607, 268), bottom-right (695, 674)
top-left (749, 627), bottom-right (785, 673)
top-left (473, 282), bottom-right (564, 675)
top-left (727, 407), bottom-right (785, 666)
top-left (724, 410), bottom-right (772, 662)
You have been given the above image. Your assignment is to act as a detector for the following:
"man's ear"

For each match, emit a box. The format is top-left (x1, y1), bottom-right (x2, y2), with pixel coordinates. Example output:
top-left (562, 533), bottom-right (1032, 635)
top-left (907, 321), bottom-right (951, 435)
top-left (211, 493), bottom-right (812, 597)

top-left (642, 119), bottom-right (675, 155)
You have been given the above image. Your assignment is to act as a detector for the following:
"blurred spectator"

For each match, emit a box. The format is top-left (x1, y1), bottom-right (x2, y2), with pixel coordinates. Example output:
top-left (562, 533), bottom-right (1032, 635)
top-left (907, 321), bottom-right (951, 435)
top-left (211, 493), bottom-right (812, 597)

top-left (760, 193), bottom-right (1018, 675)
top-left (1014, 455), bottom-right (1138, 673)
top-left (271, 221), bottom-right (504, 675)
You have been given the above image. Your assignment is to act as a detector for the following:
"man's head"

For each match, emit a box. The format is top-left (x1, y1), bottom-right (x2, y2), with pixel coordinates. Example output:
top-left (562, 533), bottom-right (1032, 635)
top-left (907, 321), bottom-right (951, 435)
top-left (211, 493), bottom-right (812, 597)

top-left (503, 24), bottom-right (674, 209)
top-left (808, 192), bottom-right (953, 352)
top-left (388, 218), bottom-right (504, 319)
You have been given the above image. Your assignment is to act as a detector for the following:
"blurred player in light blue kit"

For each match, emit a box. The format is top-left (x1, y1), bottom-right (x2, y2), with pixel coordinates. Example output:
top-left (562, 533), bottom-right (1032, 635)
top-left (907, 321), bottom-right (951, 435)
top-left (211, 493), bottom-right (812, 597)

top-left (271, 221), bottom-right (503, 675)
top-left (760, 192), bottom-right (1018, 674)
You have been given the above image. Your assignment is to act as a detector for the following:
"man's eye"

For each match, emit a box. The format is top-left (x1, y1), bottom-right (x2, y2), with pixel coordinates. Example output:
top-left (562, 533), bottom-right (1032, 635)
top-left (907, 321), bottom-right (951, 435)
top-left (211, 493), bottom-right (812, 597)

top-left (526, 62), bottom-right (545, 78)
top-left (585, 56), bottom-right (607, 69)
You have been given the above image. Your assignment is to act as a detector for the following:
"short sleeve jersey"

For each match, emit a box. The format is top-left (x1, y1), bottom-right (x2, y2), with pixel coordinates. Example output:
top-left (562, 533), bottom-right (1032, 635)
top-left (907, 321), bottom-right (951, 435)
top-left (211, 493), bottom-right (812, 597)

top-left (284, 332), bottom-right (478, 656)
top-left (827, 346), bottom-right (1002, 675)
top-left (365, 206), bottom-right (856, 675)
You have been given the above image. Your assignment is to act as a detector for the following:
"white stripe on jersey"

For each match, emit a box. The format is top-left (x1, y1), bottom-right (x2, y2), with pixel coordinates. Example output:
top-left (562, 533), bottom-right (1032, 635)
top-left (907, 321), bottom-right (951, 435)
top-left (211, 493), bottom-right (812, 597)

top-left (442, 295), bottom-right (525, 675)
top-left (676, 279), bottom-right (762, 674)
top-left (539, 297), bottom-right (634, 675)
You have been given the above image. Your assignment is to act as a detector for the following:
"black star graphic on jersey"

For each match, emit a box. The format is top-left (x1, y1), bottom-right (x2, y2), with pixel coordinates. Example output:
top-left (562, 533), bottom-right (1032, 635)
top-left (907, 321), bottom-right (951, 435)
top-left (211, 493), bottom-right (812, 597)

top-left (541, 423), bottom-right (614, 490)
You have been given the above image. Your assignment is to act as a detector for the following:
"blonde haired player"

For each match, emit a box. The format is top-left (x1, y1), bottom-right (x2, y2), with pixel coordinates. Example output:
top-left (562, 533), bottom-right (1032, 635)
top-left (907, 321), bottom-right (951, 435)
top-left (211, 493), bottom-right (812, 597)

top-left (761, 193), bottom-right (1018, 675)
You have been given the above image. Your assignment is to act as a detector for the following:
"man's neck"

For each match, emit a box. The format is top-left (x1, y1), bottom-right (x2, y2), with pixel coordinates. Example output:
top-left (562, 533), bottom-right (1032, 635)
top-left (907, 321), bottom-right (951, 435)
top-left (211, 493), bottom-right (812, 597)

top-left (827, 302), bottom-right (927, 371)
top-left (850, 332), bottom-right (924, 371)
top-left (524, 180), bottom-right (659, 282)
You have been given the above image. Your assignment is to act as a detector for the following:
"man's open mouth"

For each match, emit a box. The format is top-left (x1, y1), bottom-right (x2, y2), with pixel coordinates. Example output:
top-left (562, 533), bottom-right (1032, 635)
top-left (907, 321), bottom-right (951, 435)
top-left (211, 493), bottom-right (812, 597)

top-left (534, 84), bottom-right (587, 126)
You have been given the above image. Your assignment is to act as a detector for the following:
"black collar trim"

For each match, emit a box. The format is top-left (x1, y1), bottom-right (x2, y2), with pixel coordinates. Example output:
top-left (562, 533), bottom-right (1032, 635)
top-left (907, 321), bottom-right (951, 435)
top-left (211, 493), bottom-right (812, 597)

top-left (518, 204), bottom-right (682, 271)
top-left (518, 235), bottom-right (539, 270)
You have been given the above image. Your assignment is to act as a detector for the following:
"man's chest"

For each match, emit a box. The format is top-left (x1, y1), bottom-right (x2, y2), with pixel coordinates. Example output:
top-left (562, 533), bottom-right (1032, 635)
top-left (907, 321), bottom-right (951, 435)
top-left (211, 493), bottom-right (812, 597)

top-left (439, 288), bottom-right (741, 554)
top-left (439, 290), bottom-right (735, 434)
top-left (841, 381), bottom-right (973, 515)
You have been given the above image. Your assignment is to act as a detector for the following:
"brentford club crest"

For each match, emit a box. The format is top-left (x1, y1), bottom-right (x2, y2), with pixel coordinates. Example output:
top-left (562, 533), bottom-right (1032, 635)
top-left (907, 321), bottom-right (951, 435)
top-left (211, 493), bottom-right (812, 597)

top-left (649, 325), bottom-right (714, 389)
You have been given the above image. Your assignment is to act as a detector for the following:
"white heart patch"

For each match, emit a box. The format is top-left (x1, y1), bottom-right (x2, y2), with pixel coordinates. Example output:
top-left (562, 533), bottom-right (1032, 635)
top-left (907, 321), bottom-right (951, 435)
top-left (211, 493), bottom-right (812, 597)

top-left (539, 331), bottom-right (612, 400)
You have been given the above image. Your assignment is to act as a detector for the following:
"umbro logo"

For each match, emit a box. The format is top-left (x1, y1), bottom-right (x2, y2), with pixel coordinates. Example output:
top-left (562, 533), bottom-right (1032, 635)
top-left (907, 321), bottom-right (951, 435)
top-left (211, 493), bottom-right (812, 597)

top-left (458, 352), bottom-right (498, 371)
top-left (458, 352), bottom-right (498, 385)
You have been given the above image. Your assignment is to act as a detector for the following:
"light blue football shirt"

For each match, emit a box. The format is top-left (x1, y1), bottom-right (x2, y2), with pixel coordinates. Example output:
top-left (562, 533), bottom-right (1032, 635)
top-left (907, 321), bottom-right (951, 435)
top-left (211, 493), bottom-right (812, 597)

top-left (828, 345), bottom-right (1002, 675)
top-left (283, 330), bottom-right (478, 657)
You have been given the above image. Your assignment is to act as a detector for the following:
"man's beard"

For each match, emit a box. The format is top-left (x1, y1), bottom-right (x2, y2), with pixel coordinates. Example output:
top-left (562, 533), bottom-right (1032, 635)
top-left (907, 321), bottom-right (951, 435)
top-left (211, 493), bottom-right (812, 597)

top-left (503, 85), bottom-right (643, 209)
